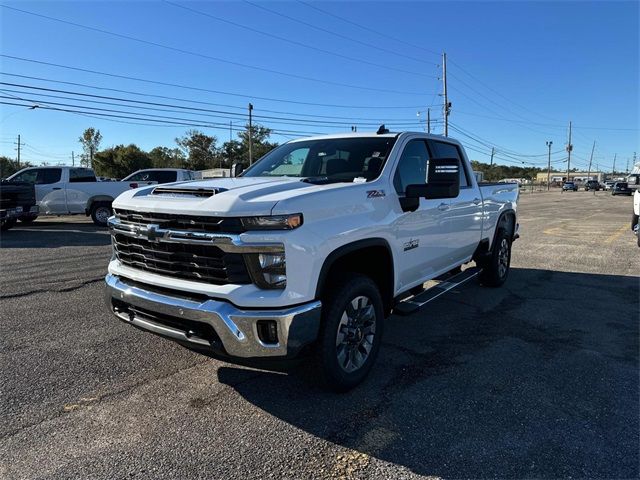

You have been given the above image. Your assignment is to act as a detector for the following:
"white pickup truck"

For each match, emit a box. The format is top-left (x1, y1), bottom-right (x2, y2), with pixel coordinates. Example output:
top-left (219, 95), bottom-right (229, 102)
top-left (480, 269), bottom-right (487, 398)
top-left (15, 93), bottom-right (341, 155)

top-left (6, 166), bottom-right (143, 226)
top-left (105, 131), bottom-right (519, 390)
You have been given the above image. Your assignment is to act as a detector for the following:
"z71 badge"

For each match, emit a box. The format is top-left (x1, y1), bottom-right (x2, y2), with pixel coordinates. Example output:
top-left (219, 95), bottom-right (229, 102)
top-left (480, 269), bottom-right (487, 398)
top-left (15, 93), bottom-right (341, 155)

top-left (366, 190), bottom-right (386, 198)
top-left (403, 239), bottom-right (419, 251)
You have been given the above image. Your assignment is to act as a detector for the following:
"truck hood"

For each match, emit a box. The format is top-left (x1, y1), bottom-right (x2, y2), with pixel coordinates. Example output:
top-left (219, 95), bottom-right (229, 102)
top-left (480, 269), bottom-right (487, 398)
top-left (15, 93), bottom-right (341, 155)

top-left (112, 176), bottom-right (320, 216)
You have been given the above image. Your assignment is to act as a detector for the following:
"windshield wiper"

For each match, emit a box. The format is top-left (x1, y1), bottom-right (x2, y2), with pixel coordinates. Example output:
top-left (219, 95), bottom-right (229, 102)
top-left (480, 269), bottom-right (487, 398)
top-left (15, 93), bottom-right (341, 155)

top-left (301, 176), bottom-right (348, 185)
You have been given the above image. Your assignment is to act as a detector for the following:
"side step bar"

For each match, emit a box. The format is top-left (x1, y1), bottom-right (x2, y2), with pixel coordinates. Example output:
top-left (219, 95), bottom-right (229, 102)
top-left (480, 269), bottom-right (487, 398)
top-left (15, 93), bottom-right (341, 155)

top-left (393, 267), bottom-right (481, 316)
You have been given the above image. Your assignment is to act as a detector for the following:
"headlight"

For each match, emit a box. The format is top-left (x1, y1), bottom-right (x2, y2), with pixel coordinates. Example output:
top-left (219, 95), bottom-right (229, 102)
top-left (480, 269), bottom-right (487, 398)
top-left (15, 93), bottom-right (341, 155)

top-left (245, 252), bottom-right (287, 289)
top-left (241, 213), bottom-right (303, 230)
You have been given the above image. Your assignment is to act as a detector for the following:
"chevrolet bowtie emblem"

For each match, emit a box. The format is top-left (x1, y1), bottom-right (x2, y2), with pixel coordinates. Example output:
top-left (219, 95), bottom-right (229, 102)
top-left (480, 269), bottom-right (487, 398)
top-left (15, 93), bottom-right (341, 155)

top-left (144, 224), bottom-right (161, 242)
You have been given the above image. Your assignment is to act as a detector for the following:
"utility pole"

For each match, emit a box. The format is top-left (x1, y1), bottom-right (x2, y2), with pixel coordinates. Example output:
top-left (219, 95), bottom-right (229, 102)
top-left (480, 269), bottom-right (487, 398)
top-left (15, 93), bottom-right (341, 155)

top-left (71, 151), bottom-right (75, 167)
top-left (442, 52), bottom-right (450, 137)
top-left (490, 147), bottom-right (495, 166)
top-left (566, 121), bottom-right (573, 181)
top-left (612, 153), bottom-right (617, 176)
top-left (427, 108), bottom-right (431, 134)
top-left (587, 140), bottom-right (595, 181)
top-left (546, 141), bottom-right (553, 191)
top-left (248, 103), bottom-right (254, 165)
top-left (626, 159), bottom-right (629, 174)
top-left (15, 134), bottom-right (21, 169)
top-left (229, 121), bottom-right (233, 177)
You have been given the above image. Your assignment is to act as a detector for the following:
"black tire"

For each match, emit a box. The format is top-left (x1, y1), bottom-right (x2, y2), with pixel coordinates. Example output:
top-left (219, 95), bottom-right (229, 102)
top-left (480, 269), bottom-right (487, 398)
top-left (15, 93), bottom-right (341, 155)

top-left (1, 218), bottom-right (17, 231)
top-left (631, 213), bottom-right (639, 232)
top-left (479, 228), bottom-right (512, 288)
top-left (90, 202), bottom-right (112, 227)
top-left (18, 215), bottom-right (37, 224)
top-left (316, 273), bottom-right (384, 392)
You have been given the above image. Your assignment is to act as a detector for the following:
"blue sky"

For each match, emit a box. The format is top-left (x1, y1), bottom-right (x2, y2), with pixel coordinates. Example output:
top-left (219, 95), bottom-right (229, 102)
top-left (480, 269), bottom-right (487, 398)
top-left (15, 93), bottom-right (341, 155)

top-left (0, 1), bottom-right (638, 172)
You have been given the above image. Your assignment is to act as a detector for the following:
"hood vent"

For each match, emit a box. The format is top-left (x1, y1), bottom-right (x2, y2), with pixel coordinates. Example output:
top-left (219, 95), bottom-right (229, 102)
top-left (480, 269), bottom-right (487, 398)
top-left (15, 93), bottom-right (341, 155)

top-left (151, 186), bottom-right (226, 198)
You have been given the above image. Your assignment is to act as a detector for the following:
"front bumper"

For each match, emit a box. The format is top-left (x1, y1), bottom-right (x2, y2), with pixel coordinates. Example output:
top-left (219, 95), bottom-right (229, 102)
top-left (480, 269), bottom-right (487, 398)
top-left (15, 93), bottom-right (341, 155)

top-left (105, 274), bottom-right (322, 358)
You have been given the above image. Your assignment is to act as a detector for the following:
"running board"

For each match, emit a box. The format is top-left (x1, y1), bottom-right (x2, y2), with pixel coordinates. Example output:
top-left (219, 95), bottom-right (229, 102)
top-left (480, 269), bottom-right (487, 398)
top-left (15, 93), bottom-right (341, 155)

top-left (393, 267), bottom-right (481, 316)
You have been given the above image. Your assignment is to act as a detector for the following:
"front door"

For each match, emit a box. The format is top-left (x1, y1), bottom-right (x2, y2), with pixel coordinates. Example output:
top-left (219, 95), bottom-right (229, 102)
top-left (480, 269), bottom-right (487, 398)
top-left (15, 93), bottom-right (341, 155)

top-left (391, 139), bottom-right (452, 291)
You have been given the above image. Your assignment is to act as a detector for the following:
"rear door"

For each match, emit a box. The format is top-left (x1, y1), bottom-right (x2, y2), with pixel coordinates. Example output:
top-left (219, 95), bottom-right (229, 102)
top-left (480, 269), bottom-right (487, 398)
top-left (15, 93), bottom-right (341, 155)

top-left (391, 138), bottom-right (453, 290)
top-left (66, 168), bottom-right (97, 213)
top-left (429, 140), bottom-right (483, 265)
top-left (12, 168), bottom-right (66, 213)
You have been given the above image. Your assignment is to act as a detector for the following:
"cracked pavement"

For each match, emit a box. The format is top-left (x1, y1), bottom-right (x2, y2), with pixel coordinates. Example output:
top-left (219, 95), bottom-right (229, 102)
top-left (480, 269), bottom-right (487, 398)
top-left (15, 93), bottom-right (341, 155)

top-left (0, 191), bottom-right (638, 479)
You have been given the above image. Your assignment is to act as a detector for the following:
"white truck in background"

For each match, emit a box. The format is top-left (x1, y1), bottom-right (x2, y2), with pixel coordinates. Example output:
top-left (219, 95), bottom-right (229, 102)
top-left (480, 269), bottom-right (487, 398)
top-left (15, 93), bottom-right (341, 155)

top-left (6, 166), bottom-right (148, 226)
top-left (105, 130), bottom-right (519, 391)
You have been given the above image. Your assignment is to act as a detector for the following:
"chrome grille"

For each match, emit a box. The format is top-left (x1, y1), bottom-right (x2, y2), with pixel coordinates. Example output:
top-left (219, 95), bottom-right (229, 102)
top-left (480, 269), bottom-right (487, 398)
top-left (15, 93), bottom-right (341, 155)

top-left (112, 233), bottom-right (251, 285)
top-left (113, 209), bottom-right (245, 233)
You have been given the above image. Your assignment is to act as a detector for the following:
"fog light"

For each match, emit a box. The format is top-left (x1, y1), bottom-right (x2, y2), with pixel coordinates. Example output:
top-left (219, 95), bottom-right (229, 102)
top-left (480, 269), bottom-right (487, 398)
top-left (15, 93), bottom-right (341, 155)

top-left (256, 320), bottom-right (279, 344)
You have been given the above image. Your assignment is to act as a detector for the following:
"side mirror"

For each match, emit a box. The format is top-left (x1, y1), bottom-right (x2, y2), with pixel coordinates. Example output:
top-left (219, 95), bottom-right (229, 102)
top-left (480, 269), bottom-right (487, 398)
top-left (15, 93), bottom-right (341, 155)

top-left (406, 157), bottom-right (460, 200)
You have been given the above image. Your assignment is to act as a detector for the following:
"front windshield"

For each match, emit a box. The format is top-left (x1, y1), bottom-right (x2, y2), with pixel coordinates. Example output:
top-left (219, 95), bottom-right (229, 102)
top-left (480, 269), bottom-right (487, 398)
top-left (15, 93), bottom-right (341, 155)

top-left (242, 136), bottom-right (397, 183)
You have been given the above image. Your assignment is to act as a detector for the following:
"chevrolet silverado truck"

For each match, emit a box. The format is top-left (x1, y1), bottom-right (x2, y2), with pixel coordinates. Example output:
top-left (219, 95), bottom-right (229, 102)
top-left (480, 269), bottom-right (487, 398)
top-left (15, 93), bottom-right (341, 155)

top-left (6, 166), bottom-right (148, 226)
top-left (0, 180), bottom-right (38, 231)
top-left (105, 131), bottom-right (519, 391)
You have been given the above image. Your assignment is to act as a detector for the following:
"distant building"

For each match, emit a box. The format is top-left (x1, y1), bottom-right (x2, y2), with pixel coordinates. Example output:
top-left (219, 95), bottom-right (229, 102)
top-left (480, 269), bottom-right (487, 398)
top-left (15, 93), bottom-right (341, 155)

top-left (535, 171), bottom-right (604, 183)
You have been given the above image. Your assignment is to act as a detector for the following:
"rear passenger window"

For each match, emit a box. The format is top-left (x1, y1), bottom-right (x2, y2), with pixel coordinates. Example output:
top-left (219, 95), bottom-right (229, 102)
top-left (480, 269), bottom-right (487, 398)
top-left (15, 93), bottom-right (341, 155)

top-left (69, 168), bottom-right (96, 182)
top-left (430, 141), bottom-right (470, 188)
top-left (393, 140), bottom-right (430, 194)
top-left (37, 168), bottom-right (62, 185)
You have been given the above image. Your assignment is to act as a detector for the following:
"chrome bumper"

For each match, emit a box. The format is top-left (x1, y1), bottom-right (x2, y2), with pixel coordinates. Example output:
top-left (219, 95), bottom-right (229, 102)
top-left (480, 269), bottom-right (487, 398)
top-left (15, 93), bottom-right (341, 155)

top-left (105, 274), bottom-right (322, 358)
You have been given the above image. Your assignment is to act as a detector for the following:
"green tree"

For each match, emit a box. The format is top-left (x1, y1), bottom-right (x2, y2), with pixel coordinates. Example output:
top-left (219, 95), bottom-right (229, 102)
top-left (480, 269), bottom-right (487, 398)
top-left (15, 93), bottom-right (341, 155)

top-left (0, 156), bottom-right (32, 178)
top-left (175, 130), bottom-right (218, 170)
top-left (78, 128), bottom-right (102, 168)
top-left (94, 144), bottom-right (152, 179)
top-left (218, 123), bottom-right (278, 172)
top-left (149, 146), bottom-right (186, 168)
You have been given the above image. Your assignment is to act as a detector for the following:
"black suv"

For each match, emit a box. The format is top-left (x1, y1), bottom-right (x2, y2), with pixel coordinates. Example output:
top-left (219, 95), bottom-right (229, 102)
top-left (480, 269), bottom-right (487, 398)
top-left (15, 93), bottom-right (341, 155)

top-left (611, 182), bottom-right (632, 196)
top-left (584, 180), bottom-right (601, 191)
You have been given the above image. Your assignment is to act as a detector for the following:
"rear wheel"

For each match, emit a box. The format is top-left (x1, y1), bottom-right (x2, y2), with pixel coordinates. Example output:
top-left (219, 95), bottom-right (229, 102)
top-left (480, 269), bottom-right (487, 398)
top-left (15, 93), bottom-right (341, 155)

top-left (631, 213), bottom-right (639, 232)
top-left (316, 273), bottom-right (384, 392)
top-left (90, 202), bottom-right (112, 227)
top-left (479, 228), bottom-right (512, 287)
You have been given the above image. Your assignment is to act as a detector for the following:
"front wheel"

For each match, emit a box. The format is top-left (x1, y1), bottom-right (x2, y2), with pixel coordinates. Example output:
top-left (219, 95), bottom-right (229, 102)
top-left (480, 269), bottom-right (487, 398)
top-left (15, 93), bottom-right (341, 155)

top-left (19, 215), bottom-right (37, 224)
top-left (1, 218), bottom-right (17, 231)
top-left (316, 273), bottom-right (384, 392)
top-left (90, 202), bottom-right (112, 227)
top-left (479, 228), bottom-right (512, 287)
top-left (631, 213), bottom-right (639, 232)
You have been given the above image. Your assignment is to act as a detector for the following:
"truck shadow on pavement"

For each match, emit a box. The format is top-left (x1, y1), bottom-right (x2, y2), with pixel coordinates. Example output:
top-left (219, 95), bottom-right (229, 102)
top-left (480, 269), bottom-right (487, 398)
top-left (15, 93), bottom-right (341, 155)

top-left (0, 222), bottom-right (111, 248)
top-left (215, 267), bottom-right (639, 478)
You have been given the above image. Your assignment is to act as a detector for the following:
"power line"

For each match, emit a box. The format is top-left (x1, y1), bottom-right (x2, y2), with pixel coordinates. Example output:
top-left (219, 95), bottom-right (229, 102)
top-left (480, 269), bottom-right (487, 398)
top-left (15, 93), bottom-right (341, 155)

top-left (164, 0), bottom-right (435, 78)
top-left (0, 56), bottom-right (430, 110)
top-left (296, 1), bottom-right (441, 56)
top-left (0, 84), bottom-right (430, 130)
top-left (1, 5), bottom-right (426, 96)
top-left (241, 0), bottom-right (438, 68)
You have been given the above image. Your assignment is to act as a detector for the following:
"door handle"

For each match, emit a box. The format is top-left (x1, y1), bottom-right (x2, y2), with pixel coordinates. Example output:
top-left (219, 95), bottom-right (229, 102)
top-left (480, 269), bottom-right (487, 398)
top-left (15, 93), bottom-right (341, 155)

top-left (437, 202), bottom-right (450, 211)
top-left (472, 197), bottom-right (481, 205)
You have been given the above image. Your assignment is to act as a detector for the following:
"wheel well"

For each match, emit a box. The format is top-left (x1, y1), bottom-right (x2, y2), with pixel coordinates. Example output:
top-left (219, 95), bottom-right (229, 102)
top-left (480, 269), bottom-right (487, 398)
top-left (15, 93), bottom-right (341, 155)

top-left (316, 241), bottom-right (394, 316)
top-left (499, 211), bottom-right (516, 238)
top-left (85, 196), bottom-right (113, 215)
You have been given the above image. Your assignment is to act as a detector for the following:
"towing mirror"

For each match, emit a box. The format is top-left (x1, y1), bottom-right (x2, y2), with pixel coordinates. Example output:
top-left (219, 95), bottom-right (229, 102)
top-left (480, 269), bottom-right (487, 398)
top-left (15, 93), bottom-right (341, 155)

top-left (406, 157), bottom-right (460, 200)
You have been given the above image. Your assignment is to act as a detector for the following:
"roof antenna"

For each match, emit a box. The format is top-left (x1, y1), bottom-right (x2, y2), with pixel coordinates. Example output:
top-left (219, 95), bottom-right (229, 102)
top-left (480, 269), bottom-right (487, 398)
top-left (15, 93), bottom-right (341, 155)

top-left (377, 124), bottom-right (389, 134)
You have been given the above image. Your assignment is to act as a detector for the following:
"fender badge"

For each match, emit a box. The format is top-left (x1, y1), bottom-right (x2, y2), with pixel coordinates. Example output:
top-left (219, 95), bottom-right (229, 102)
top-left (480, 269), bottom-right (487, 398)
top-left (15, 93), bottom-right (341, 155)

top-left (403, 239), bottom-right (419, 251)
top-left (367, 190), bottom-right (386, 198)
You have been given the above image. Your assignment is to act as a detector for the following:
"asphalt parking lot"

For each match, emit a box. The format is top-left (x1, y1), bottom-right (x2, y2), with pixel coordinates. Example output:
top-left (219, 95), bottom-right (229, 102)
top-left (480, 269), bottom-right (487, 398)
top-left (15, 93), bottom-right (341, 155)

top-left (1, 191), bottom-right (638, 479)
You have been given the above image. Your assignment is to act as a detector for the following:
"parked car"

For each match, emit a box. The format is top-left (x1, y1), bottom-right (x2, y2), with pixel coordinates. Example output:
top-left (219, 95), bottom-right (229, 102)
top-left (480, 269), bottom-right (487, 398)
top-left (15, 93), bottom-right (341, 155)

top-left (584, 180), bottom-right (601, 191)
top-left (611, 182), bottom-right (632, 196)
top-left (105, 131), bottom-right (520, 391)
top-left (604, 181), bottom-right (616, 191)
top-left (632, 190), bottom-right (640, 247)
top-left (0, 180), bottom-right (38, 231)
top-left (122, 168), bottom-right (200, 185)
top-left (562, 182), bottom-right (578, 191)
top-left (6, 166), bottom-right (141, 226)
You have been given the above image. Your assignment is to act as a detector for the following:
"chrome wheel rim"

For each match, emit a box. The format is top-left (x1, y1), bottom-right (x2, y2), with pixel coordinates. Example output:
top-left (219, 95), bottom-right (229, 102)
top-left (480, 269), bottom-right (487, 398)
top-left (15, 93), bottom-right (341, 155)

top-left (335, 295), bottom-right (376, 373)
top-left (497, 238), bottom-right (510, 278)
top-left (96, 207), bottom-right (111, 224)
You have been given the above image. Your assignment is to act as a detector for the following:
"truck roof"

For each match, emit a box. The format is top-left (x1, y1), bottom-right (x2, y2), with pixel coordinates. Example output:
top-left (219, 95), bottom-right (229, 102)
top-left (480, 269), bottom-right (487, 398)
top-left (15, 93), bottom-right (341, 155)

top-left (287, 131), bottom-right (457, 143)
